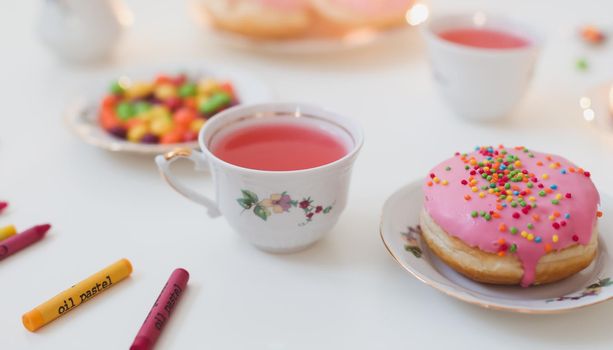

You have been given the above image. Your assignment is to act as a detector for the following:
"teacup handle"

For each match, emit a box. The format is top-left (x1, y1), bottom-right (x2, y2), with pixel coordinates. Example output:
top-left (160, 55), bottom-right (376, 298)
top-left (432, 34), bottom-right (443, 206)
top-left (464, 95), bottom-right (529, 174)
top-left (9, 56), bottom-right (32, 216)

top-left (155, 148), bottom-right (221, 218)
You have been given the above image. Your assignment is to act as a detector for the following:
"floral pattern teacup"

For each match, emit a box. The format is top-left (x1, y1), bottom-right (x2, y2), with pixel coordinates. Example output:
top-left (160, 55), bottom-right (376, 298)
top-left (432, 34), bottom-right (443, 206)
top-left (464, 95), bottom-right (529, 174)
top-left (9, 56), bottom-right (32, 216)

top-left (155, 103), bottom-right (363, 253)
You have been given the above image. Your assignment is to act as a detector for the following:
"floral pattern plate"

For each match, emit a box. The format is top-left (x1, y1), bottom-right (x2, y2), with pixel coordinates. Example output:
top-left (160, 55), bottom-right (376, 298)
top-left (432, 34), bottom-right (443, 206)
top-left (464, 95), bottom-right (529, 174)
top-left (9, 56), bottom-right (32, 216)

top-left (380, 180), bottom-right (613, 313)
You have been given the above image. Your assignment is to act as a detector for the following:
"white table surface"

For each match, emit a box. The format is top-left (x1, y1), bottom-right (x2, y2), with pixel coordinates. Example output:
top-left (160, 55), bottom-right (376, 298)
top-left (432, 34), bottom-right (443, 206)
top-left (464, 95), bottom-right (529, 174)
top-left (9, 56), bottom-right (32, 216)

top-left (2, 0), bottom-right (613, 349)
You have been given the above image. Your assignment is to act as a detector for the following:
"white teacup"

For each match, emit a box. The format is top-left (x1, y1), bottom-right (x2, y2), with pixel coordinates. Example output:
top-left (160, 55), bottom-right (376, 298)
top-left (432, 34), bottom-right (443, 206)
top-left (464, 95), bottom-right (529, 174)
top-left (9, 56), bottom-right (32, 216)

top-left (423, 13), bottom-right (542, 121)
top-left (155, 103), bottom-right (363, 253)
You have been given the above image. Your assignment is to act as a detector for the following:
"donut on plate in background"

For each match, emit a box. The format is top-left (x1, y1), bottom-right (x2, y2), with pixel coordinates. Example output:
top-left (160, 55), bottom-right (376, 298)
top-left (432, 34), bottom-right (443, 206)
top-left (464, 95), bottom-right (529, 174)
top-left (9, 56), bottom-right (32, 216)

top-left (311, 0), bottom-right (415, 29)
top-left (201, 0), bottom-right (312, 39)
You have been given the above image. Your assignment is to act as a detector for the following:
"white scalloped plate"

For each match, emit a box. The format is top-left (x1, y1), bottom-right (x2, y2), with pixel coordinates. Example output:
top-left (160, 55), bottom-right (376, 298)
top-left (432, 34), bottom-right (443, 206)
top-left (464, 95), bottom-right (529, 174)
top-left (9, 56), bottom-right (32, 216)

top-left (65, 63), bottom-right (273, 155)
top-left (380, 180), bottom-right (613, 313)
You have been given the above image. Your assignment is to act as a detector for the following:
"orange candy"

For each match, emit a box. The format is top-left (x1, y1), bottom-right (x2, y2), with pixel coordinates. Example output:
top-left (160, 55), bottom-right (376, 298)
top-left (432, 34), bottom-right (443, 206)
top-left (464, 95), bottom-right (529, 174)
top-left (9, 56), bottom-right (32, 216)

top-left (173, 107), bottom-right (198, 126)
top-left (160, 131), bottom-right (183, 144)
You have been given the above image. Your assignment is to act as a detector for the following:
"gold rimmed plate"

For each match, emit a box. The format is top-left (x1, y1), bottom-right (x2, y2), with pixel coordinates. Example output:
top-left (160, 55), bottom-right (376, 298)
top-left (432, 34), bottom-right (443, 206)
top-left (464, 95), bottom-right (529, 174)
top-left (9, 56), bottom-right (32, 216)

top-left (65, 63), bottom-right (273, 155)
top-left (380, 180), bottom-right (613, 313)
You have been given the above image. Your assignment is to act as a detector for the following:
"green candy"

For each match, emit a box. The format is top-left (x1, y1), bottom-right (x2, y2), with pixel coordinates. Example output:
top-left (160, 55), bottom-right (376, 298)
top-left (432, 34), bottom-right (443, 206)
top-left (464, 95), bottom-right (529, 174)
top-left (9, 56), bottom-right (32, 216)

top-left (510, 227), bottom-right (518, 235)
top-left (471, 211), bottom-right (478, 218)
top-left (110, 81), bottom-right (125, 95)
top-left (179, 83), bottom-right (197, 97)
top-left (527, 223), bottom-right (534, 229)
top-left (505, 183), bottom-right (511, 189)
top-left (134, 101), bottom-right (151, 115)
top-left (116, 102), bottom-right (135, 121)
top-left (527, 182), bottom-right (533, 188)
top-left (484, 213), bottom-right (491, 221)
top-left (510, 202), bottom-right (518, 208)
top-left (552, 199), bottom-right (560, 205)
top-left (199, 92), bottom-right (231, 115)
top-left (510, 243), bottom-right (517, 253)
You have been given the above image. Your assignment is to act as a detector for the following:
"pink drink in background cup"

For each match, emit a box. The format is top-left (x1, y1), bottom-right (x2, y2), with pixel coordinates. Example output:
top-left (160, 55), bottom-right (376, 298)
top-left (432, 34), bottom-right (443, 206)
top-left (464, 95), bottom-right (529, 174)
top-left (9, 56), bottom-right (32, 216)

top-left (423, 13), bottom-right (542, 121)
top-left (155, 103), bottom-right (363, 253)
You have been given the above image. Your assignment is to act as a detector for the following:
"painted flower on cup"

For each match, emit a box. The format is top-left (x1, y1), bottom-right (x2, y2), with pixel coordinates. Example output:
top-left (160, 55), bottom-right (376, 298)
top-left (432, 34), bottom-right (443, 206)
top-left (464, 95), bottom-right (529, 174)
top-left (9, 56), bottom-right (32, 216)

top-left (261, 193), bottom-right (293, 214)
top-left (237, 190), bottom-right (333, 226)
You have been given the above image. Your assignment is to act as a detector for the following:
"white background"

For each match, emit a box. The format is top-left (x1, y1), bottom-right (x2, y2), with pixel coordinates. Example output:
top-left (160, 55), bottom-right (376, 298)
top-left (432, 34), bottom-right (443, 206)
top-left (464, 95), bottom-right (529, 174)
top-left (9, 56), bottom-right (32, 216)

top-left (1, 0), bottom-right (613, 349)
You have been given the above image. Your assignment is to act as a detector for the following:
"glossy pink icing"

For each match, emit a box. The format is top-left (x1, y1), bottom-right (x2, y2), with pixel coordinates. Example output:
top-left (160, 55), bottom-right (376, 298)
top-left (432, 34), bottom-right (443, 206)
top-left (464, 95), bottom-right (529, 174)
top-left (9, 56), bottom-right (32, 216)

top-left (324, 0), bottom-right (414, 16)
top-left (423, 146), bottom-right (600, 287)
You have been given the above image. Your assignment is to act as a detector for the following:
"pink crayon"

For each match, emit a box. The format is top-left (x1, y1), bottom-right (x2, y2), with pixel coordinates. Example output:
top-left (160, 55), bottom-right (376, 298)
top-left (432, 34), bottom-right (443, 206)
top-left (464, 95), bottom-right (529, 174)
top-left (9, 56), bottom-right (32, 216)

top-left (0, 201), bottom-right (8, 214)
top-left (0, 224), bottom-right (50, 261)
top-left (130, 268), bottom-right (189, 350)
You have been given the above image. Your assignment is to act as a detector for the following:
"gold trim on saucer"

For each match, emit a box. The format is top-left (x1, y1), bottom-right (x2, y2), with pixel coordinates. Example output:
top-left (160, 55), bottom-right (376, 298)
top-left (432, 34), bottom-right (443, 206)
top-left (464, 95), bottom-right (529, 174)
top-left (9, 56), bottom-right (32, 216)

top-left (164, 148), bottom-right (192, 161)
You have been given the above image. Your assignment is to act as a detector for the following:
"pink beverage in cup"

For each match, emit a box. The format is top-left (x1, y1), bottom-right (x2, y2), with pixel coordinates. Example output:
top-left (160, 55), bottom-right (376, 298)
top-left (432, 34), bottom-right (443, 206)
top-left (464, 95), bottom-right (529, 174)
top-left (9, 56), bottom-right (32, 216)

top-left (423, 13), bottom-right (541, 121)
top-left (211, 122), bottom-right (348, 171)
top-left (438, 28), bottom-right (529, 49)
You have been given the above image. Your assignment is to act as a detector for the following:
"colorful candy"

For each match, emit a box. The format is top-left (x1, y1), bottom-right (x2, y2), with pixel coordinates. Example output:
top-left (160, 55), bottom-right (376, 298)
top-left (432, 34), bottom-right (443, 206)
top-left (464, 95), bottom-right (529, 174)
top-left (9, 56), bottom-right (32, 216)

top-left (99, 74), bottom-right (239, 144)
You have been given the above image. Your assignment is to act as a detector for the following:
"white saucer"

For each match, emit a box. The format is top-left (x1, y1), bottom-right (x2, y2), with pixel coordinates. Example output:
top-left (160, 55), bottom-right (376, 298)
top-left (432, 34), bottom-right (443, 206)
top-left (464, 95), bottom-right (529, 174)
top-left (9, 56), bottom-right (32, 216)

top-left (65, 63), bottom-right (273, 155)
top-left (380, 180), bottom-right (613, 313)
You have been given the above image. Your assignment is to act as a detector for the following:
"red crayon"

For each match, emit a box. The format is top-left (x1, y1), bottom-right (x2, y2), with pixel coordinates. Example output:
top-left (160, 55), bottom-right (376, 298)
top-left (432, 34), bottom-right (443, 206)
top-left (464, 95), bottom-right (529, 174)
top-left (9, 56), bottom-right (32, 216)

top-left (130, 268), bottom-right (189, 350)
top-left (0, 224), bottom-right (50, 261)
top-left (0, 201), bottom-right (8, 213)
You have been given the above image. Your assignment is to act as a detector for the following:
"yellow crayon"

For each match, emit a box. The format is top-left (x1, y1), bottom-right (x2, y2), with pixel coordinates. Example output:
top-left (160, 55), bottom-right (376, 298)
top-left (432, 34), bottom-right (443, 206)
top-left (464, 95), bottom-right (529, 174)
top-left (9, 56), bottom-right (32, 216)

top-left (22, 258), bottom-right (132, 332)
top-left (0, 225), bottom-right (17, 241)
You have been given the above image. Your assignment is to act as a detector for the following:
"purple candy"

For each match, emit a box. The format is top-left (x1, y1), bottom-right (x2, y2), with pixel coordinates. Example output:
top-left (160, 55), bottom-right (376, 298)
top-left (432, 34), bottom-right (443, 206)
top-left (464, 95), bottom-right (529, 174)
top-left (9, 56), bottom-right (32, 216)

top-left (141, 133), bottom-right (159, 144)
top-left (108, 126), bottom-right (127, 139)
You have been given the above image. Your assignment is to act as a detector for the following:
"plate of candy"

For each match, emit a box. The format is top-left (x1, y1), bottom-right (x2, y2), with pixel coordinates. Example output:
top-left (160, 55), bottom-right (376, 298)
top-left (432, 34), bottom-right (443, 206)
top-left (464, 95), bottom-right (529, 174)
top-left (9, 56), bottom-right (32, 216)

top-left (65, 64), bottom-right (272, 154)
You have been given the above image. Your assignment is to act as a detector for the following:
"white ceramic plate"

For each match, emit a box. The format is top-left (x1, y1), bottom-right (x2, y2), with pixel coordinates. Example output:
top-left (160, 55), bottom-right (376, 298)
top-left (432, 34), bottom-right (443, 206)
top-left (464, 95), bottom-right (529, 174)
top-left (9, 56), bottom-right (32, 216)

top-left (65, 63), bottom-right (273, 155)
top-left (380, 180), bottom-right (613, 313)
top-left (189, 1), bottom-right (419, 55)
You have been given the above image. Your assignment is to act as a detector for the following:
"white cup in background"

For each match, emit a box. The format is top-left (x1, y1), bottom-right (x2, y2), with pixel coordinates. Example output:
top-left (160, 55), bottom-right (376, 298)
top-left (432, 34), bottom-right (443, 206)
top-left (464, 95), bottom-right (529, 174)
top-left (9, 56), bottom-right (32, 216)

top-left (422, 13), bottom-right (542, 121)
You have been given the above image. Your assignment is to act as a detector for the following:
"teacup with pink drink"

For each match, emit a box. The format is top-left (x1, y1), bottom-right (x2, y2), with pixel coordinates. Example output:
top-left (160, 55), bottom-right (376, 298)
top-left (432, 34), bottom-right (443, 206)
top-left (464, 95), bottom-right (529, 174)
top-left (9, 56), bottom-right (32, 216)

top-left (156, 103), bottom-right (363, 253)
top-left (423, 13), bottom-right (542, 121)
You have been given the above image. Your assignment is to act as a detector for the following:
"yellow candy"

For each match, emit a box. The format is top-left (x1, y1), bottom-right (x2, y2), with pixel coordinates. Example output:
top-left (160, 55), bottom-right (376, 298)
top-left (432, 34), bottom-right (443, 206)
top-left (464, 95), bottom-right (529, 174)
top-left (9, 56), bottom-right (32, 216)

top-left (154, 84), bottom-right (177, 100)
top-left (552, 234), bottom-right (559, 243)
top-left (198, 79), bottom-right (220, 95)
top-left (137, 110), bottom-right (155, 122)
top-left (128, 124), bottom-right (148, 142)
top-left (124, 82), bottom-right (154, 99)
top-left (190, 119), bottom-right (206, 133)
top-left (150, 116), bottom-right (174, 136)
top-left (150, 106), bottom-right (170, 118)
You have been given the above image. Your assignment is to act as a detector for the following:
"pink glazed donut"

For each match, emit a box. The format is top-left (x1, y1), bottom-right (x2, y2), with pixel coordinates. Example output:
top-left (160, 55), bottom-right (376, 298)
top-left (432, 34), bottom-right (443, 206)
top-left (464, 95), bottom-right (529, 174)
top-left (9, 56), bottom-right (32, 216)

top-left (202, 0), bottom-right (312, 38)
top-left (311, 0), bottom-right (415, 28)
top-left (420, 146), bottom-right (601, 287)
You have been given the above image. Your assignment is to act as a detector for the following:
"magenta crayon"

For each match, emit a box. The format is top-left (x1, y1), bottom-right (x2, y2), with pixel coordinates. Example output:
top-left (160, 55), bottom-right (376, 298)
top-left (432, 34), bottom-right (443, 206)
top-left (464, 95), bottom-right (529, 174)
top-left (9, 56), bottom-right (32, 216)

top-left (0, 224), bottom-right (50, 261)
top-left (0, 201), bottom-right (8, 213)
top-left (130, 268), bottom-right (189, 350)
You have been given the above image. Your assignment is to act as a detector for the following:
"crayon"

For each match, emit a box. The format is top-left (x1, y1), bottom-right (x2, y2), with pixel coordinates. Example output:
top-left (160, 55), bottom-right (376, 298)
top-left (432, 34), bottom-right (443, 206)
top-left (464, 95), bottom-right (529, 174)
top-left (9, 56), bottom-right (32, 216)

top-left (22, 258), bottom-right (133, 332)
top-left (130, 268), bottom-right (189, 350)
top-left (0, 201), bottom-right (7, 213)
top-left (0, 224), bottom-right (50, 261)
top-left (0, 225), bottom-right (17, 241)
